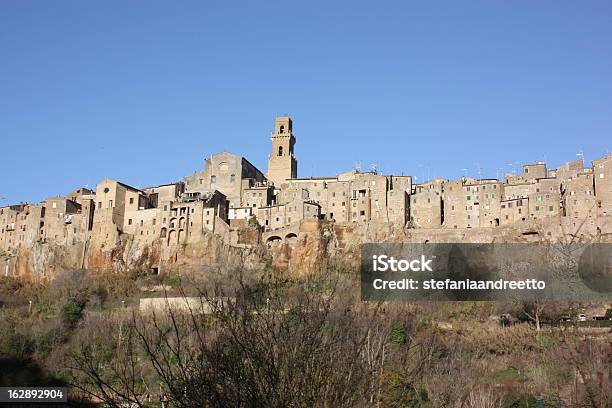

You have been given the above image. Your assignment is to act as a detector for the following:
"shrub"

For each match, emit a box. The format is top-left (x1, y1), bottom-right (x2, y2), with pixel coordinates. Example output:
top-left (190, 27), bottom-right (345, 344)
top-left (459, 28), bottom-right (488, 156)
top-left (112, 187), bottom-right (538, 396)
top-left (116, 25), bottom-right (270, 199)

top-left (3, 332), bottom-right (35, 359)
top-left (60, 298), bottom-right (85, 327)
top-left (390, 320), bottom-right (407, 345)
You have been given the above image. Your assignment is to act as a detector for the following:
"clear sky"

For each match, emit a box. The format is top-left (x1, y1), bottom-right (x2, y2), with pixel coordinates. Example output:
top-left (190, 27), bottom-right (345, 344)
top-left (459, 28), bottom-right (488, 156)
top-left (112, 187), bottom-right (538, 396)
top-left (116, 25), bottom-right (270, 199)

top-left (1, 1), bottom-right (611, 205)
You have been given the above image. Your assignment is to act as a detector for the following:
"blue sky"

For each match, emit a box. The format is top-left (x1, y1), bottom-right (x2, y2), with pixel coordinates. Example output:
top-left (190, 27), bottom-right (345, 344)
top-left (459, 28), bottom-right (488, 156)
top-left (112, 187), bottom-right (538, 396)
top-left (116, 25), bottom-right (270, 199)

top-left (1, 1), bottom-right (611, 205)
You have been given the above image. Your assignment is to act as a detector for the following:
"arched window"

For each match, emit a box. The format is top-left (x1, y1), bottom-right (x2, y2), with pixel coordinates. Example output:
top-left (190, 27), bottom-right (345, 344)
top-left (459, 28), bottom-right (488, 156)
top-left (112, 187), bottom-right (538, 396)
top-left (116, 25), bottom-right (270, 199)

top-left (279, 125), bottom-right (285, 134)
top-left (160, 228), bottom-right (167, 238)
top-left (278, 146), bottom-right (283, 156)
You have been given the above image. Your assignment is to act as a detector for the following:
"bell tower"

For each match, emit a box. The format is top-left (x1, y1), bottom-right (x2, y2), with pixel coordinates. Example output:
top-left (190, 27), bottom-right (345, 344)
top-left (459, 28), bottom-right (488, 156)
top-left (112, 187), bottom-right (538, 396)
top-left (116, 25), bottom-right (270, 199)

top-left (266, 116), bottom-right (297, 186)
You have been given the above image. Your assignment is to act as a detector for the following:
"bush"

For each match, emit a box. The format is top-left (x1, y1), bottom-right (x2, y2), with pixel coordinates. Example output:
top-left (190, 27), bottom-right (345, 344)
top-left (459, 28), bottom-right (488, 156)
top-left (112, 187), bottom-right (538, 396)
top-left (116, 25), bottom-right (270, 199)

top-left (163, 274), bottom-right (182, 287)
top-left (390, 320), bottom-right (407, 345)
top-left (3, 332), bottom-right (35, 359)
top-left (248, 215), bottom-right (262, 230)
top-left (60, 298), bottom-right (85, 327)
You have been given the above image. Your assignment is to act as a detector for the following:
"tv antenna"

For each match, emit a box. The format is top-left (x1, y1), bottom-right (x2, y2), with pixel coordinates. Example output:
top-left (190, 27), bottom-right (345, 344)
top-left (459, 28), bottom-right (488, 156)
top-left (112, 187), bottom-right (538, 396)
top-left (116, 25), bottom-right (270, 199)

top-left (418, 164), bottom-right (425, 182)
top-left (506, 162), bottom-right (518, 175)
top-left (474, 162), bottom-right (482, 180)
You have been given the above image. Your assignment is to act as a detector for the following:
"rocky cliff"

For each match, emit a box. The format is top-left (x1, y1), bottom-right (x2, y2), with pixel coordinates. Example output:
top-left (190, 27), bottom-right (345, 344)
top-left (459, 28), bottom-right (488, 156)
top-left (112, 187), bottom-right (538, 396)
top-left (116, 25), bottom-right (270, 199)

top-left (2, 216), bottom-right (611, 281)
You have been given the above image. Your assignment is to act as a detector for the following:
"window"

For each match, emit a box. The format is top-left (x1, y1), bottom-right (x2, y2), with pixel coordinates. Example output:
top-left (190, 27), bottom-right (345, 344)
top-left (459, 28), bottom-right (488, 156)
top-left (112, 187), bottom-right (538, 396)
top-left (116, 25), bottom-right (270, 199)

top-left (129, 197), bottom-right (134, 204)
top-left (128, 219), bottom-right (133, 225)
top-left (108, 200), bottom-right (113, 207)
top-left (140, 220), bottom-right (143, 227)
top-left (152, 219), bottom-right (156, 225)
top-left (279, 125), bottom-right (285, 134)
top-left (278, 146), bottom-right (283, 156)
top-left (230, 174), bottom-right (236, 182)
top-left (211, 175), bottom-right (216, 183)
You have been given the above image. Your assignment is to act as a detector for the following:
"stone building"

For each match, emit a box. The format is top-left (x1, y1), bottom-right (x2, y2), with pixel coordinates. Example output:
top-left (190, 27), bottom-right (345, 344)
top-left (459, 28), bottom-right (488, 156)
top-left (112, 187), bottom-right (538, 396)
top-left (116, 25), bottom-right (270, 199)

top-left (160, 190), bottom-right (228, 246)
top-left (279, 171), bottom-right (411, 226)
top-left (410, 180), bottom-right (445, 228)
top-left (442, 179), bottom-right (467, 229)
top-left (41, 197), bottom-right (82, 245)
top-left (592, 153), bottom-right (611, 217)
top-left (266, 116), bottom-right (297, 187)
top-left (527, 177), bottom-right (561, 220)
top-left (523, 163), bottom-right (547, 180)
top-left (241, 183), bottom-right (274, 209)
top-left (257, 197), bottom-right (320, 231)
top-left (500, 197), bottom-right (528, 225)
top-left (476, 180), bottom-right (502, 227)
top-left (0, 204), bottom-right (28, 252)
top-left (562, 171), bottom-right (596, 219)
top-left (184, 151), bottom-right (266, 206)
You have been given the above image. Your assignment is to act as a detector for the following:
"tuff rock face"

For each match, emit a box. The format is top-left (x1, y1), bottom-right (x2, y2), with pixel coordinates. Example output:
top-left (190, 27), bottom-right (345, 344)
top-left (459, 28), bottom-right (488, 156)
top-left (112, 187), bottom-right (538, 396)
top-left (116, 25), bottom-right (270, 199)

top-left (2, 216), bottom-right (611, 281)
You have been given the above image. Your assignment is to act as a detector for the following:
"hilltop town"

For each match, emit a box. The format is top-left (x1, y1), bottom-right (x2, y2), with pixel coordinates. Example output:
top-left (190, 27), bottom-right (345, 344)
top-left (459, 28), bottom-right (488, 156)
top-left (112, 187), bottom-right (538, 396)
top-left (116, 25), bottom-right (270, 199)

top-left (1, 116), bottom-right (611, 278)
